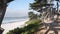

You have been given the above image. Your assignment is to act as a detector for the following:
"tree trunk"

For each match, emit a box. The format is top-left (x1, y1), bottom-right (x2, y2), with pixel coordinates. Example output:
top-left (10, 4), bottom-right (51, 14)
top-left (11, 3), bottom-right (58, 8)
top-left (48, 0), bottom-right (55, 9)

top-left (0, 4), bottom-right (7, 34)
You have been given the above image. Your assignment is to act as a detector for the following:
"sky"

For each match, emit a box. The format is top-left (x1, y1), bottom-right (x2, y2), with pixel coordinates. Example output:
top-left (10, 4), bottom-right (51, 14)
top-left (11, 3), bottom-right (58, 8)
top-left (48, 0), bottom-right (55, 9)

top-left (5, 0), bottom-right (34, 17)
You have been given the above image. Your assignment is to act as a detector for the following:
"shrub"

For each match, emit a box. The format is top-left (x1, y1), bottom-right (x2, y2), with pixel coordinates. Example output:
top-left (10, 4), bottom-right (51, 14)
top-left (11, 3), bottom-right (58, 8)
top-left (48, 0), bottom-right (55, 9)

top-left (7, 19), bottom-right (41, 34)
top-left (26, 19), bottom-right (41, 25)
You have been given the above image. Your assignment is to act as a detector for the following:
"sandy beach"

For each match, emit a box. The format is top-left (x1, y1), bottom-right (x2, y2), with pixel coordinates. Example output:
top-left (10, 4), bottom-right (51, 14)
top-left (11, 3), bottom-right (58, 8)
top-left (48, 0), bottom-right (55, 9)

top-left (1, 19), bottom-right (28, 34)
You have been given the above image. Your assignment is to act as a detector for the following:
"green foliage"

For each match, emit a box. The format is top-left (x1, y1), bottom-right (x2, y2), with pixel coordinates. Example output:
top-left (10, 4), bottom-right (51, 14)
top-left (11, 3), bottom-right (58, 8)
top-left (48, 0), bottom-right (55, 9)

top-left (37, 14), bottom-right (42, 18)
top-left (30, 0), bottom-right (47, 10)
top-left (26, 19), bottom-right (41, 25)
top-left (7, 27), bottom-right (24, 34)
top-left (30, 0), bottom-right (60, 11)
top-left (28, 12), bottom-right (38, 20)
top-left (7, 24), bottom-right (40, 34)
top-left (7, 19), bottom-right (41, 34)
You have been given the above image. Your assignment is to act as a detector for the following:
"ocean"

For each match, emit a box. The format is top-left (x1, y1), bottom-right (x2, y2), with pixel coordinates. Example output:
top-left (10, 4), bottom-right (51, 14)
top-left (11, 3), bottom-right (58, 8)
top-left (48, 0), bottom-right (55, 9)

top-left (2, 17), bottom-right (29, 24)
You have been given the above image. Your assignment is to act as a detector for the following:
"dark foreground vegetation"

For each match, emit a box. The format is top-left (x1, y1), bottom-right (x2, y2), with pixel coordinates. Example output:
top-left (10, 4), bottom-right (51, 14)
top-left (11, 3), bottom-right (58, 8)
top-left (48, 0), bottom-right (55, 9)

top-left (7, 19), bottom-right (41, 34)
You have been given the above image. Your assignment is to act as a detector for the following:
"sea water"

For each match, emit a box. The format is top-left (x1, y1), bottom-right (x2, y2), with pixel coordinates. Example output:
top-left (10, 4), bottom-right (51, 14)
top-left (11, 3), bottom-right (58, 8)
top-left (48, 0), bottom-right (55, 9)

top-left (2, 17), bottom-right (28, 24)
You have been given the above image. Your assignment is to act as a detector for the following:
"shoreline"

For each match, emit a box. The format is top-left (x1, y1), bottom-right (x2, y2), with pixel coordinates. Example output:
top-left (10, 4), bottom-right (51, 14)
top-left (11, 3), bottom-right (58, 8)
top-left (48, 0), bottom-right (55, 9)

top-left (1, 19), bottom-right (29, 34)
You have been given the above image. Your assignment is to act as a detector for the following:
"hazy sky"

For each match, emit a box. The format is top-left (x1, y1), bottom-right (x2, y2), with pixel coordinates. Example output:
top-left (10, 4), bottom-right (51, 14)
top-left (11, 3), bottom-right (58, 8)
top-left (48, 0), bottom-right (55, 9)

top-left (5, 0), bottom-right (34, 17)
